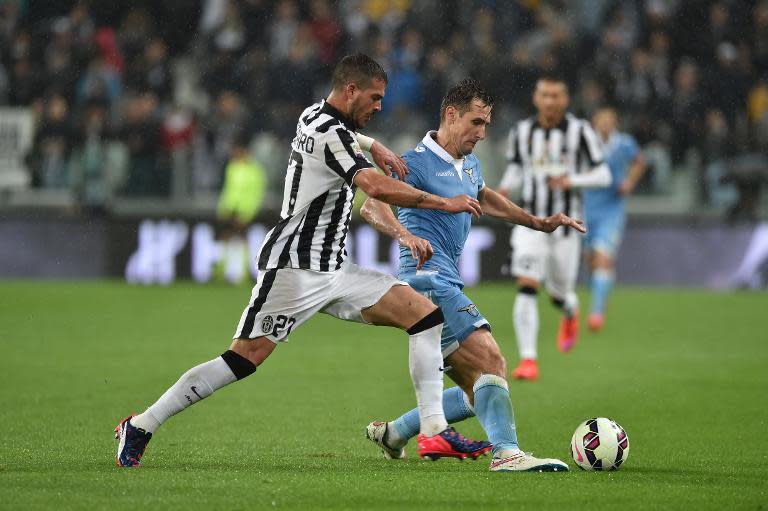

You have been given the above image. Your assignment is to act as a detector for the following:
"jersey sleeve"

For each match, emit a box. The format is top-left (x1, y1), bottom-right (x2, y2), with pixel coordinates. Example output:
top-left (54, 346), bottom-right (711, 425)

top-left (579, 121), bottom-right (605, 167)
top-left (500, 127), bottom-right (522, 190)
top-left (475, 157), bottom-right (486, 191)
top-left (401, 153), bottom-right (426, 190)
top-left (323, 127), bottom-right (374, 186)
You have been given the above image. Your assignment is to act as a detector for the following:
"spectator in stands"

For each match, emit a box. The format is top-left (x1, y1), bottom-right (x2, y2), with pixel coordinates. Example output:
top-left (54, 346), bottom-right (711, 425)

top-left (193, 90), bottom-right (249, 192)
top-left (31, 93), bottom-right (74, 188)
top-left (752, 1), bottom-right (768, 73)
top-left (269, 0), bottom-right (299, 62)
top-left (120, 94), bottom-right (165, 196)
top-left (76, 56), bottom-right (122, 109)
top-left (308, 0), bottom-right (343, 68)
top-left (74, 101), bottom-right (111, 211)
top-left (127, 37), bottom-right (172, 102)
top-left (669, 59), bottom-right (705, 164)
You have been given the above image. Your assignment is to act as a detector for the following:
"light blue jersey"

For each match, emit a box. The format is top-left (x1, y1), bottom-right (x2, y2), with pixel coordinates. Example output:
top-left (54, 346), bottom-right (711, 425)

top-left (583, 132), bottom-right (639, 216)
top-left (396, 131), bottom-right (489, 355)
top-left (398, 132), bottom-right (486, 286)
top-left (583, 132), bottom-right (640, 257)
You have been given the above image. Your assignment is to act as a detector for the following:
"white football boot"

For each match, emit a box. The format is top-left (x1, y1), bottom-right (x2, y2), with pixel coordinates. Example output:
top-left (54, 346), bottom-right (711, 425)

top-left (365, 421), bottom-right (406, 460)
top-left (489, 451), bottom-right (569, 472)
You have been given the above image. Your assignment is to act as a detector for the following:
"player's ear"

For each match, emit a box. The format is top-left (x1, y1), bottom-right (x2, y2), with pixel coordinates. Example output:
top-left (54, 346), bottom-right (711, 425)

top-left (446, 105), bottom-right (456, 124)
top-left (345, 82), bottom-right (358, 100)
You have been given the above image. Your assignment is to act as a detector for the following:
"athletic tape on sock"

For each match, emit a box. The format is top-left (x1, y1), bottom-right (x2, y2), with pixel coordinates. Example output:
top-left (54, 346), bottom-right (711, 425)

top-left (221, 350), bottom-right (257, 380)
top-left (407, 308), bottom-right (444, 335)
top-left (472, 373), bottom-right (509, 393)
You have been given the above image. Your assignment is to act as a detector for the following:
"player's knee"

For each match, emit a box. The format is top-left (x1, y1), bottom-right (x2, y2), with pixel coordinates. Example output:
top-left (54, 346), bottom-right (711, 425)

top-left (406, 307), bottom-right (444, 335)
top-left (474, 329), bottom-right (507, 376)
top-left (486, 345), bottom-right (507, 377)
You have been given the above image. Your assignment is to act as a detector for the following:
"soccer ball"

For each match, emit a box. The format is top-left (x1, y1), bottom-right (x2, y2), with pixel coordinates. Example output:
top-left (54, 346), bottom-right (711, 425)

top-left (570, 417), bottom-right (629, 471)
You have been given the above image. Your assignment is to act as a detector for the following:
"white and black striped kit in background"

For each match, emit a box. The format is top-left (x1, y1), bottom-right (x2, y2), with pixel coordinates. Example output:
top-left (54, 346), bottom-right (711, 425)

top-left (256, 100), bottom-right (372, 272)
top-left (501, 113), bottom-right (604, 234)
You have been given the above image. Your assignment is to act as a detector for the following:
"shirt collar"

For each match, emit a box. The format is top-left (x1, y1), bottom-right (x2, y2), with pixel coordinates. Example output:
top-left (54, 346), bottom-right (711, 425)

top-left (320, 100), bottom-right (356, 131)
top-left (422, 131), bottom-right (463, 164)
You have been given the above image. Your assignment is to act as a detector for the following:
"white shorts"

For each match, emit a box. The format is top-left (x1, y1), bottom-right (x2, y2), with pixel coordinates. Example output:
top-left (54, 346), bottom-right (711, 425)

top-left (234, 263), bottom-right (406, 342)
top-left (511, 226), bottom-right (581, 299)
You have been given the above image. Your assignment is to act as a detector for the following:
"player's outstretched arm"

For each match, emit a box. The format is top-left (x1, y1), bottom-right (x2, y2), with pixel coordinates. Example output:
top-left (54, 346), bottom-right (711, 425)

top-left (478, 186), bottom-right (586, 234)
top-left (354, 168), bottom-right (483, 217)
top-left (360, 197), bottom-right (433, 269)
top-left (619, 154), bottom-right (647, 196)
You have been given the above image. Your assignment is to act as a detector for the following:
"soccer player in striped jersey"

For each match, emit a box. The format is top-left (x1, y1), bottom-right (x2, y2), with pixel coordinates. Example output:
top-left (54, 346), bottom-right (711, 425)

top-left (497, 74), bottom-right (611, 381)
top-left (361, 78), bottom-right (583, 471)
top-left (583, 107), bottom-right (646, 331)
top-left (115, 54), bottom-right (491, 467)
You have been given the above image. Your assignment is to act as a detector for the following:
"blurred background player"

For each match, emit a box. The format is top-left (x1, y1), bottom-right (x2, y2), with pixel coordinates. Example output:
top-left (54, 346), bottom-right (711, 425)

top-left (497, 75), bottom-right (611, 381)
top-left (216, 134), bottom-right (267, 284)
top-left (584, 107), bottom-right (646, 331)
top-left (362, 79), bottom-right (583, 471)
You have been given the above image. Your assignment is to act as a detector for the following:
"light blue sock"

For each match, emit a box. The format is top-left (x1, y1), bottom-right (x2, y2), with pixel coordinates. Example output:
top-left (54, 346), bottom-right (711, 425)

top-left (392, 386), bottom-right (474, 441)
top-left (590, 268), bottom-right (614, 315)
top-left (473, 374), bottom-right (519, 455)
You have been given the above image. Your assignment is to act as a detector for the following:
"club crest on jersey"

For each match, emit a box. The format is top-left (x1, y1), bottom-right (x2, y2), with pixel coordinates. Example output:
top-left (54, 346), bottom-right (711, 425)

top-left (463, 166), bottom-right (478, 184)
top-left (261, 315), bottom-right (274, 333)
top-left (458, 304), bottom-right (479, 317)
top-left (415, 145), bottom-right (426, 153)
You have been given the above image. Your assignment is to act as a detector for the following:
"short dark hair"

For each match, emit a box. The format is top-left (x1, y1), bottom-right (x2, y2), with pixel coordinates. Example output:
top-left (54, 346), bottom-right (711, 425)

top-left (536, 72), bottom-right (570, 91)
top-left (439, 78), bottom-right (494, 121)
top-left (331, 53), bottom-right (388, 91)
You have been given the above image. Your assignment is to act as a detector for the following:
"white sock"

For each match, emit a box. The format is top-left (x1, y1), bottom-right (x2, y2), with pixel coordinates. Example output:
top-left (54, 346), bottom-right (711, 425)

top-left (384, 421), bottom-right (407, 449)
top-left (225, 239), bottom-right (247, 284)
top-left (495, 447), bottom-right (523, 458)
top-left (514, 293), bottom-right (539, 360)
top-left (130, 356), bottom-right (238, 433)
top-left (408, 323), bottom-right (449, 437)
top-left (564, 291), bottom-right (579, 317)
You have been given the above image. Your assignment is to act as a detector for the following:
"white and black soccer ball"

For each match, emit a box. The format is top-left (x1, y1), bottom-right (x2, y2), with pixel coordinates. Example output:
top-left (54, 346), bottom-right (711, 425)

top-left (570, 417), bottom-right (629, 471)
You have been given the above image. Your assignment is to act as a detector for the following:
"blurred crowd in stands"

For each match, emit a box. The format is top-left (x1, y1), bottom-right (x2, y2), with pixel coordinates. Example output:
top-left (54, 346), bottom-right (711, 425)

top-left (1, 0), bottom-right (767, 218)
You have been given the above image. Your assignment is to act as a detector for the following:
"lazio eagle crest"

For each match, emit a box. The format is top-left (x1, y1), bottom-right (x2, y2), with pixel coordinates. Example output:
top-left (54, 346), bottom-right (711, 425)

top-left (462, 165), bottom-right (478, 184)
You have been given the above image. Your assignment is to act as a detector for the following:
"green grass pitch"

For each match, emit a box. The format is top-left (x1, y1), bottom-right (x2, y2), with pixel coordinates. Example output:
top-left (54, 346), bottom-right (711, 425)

top-left (1, 281), bottom-right (767, 510)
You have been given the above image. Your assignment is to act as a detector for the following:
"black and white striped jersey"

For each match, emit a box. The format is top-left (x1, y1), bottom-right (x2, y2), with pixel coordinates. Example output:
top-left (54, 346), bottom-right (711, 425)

top-left (256, 100), bottom-right (373, 272)
top-left (500, 113), bottom-right (608, 226)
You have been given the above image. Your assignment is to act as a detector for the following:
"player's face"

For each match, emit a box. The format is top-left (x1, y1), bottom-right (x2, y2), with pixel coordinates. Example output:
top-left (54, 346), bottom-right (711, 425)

top-left (533, 80), bottom-right (569, 122)
top-left (348, 78), bottom-right (386, 130)
top-left (592, 110), bottom-right (617, 139)
top-left (449, 100), bottom-right (492, 156)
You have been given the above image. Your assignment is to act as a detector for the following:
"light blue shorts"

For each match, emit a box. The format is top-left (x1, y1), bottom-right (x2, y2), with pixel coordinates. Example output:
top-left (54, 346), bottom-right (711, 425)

top-left (584, 213), bottom-right (626, 259)
top-left (401, 270), bottom-right (490, 357)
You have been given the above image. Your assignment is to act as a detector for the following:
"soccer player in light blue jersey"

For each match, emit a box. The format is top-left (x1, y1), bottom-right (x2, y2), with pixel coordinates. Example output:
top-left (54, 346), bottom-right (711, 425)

top-left (361, 79), bottom-right (585, 472)
top-left (583, 107), bottom-right (646, 331)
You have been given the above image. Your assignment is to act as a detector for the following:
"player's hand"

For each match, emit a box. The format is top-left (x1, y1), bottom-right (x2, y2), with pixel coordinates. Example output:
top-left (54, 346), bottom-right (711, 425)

top-left (371, 140), bottom-right (408, 181)
top-left (397, 233), bottom-right (433, 270)
top-left (535, 213), bottom-right (586, 234)
top-left (547, 176), bottom-right (572, 190)
top-left (443, 195), bottom-right (483, 218)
